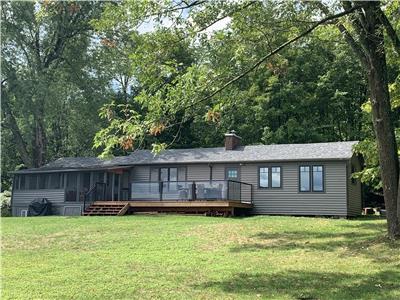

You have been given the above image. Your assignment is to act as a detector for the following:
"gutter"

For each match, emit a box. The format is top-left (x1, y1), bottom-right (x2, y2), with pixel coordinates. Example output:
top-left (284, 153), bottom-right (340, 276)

top-left (10, 157), bottom-right (353, 174)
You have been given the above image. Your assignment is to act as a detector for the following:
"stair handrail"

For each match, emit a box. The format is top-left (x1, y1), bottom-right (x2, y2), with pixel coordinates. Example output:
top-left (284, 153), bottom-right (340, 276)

top-left (83, 182), bottom-right (106, 215)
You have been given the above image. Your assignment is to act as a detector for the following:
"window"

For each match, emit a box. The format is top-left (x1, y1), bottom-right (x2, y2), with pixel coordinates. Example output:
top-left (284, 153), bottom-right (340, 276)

top-left (259, 167), bottom-right (269, 188)
top-left (259, 167), bottom-right (281, 188)
top-left (312, 166), bottom-right (324, 191)
top-left (299, 165), bottom-right (324, 192)
top-left (226, 167), bottom-right (239, 180)
top-left (299, 166), bottom-right (311, 192)
top-left (169, 168), bottom-right (177, 181)
top-left (271, 167), bottom-right (281, 188)
top-left (159, 168), bottom-right (178, 182)
top-left (160, 168), bottom-right (169, 181)
top-left (158, 167), bottom-right (178, 192)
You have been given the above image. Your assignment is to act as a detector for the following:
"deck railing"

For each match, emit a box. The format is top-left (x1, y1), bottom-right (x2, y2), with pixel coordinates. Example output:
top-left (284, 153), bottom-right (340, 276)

top-left (130, 180), bottom-right (252, 204)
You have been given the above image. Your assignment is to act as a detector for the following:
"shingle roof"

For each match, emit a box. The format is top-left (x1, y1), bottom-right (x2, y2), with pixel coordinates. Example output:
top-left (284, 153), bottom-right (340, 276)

top-left (13, 141), bottom-right (358, 174)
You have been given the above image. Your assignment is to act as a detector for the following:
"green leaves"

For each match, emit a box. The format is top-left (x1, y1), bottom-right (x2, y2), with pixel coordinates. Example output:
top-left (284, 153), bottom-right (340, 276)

top-left (151, 142), bottom-right (167, 154)
top-left (94, 102), bottom-right (144, 157)
top-left (353, 139), bottom-right (382, 190)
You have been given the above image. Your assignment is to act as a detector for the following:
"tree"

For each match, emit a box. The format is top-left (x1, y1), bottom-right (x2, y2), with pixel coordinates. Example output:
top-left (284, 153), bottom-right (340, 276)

top-left (94, 1), bottom-right (400, 239)
top-left (1, 1), bottom-right (104, 168)
top-left (317, 0), bottom-right (399, 239)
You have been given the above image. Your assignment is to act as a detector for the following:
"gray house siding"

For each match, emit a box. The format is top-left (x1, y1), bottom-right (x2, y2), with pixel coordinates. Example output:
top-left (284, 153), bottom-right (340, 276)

top-left (12, 189), bottom-right (66, 216)
top-left (347, 155), bottom-right (362, 216)
top-left (131, 164), bottom-right (239, 182)
top-left (186, 165), bottom-right (211, 181)
top-left (12, 154), bottom-right (359, 217)
top-left (240, 161), bottom-right (348, 216)
top-left (212, 165), bottom-right (225, 180)
top-left (130, 161), bottom-right (350, 216)
top-left (131, 166), bottom-right (150, 181)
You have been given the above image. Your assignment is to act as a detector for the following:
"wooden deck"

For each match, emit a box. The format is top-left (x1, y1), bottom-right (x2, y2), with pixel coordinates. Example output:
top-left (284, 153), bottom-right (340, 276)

top-left (87, 200), bottom-right (253, 216)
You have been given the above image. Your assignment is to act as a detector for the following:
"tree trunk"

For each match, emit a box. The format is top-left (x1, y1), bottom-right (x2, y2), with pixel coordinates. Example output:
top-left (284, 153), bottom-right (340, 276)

top-left (362, 2), bottom-right (400, 239)
top-left (32, 113), bottom-right (47, 168)
top-left (1, 91), bottom-right (33, 168)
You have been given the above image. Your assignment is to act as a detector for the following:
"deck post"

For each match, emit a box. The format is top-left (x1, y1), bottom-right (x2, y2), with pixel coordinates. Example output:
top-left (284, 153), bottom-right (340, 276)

top-left (192, 181), bottom-right (196, 201)
top-left (239, 182), bottom-right (242, 202)
top-left (250, 184), bottom-right (253, 204)
top-left (160, 181), bottom-right (163, 201)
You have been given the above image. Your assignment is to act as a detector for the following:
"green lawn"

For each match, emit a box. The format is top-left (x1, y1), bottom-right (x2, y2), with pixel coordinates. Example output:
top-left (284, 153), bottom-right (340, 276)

top-left (1, 215), bottom-right (399, 300)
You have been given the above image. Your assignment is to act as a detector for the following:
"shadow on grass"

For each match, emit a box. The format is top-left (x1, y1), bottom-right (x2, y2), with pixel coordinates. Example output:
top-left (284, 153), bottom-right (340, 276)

top-left (339, 219), bottom-right (387, 230)
top-left (193, 270), bottom-right (400, 300)
top-left (229, 223), bottom-right (399, 263)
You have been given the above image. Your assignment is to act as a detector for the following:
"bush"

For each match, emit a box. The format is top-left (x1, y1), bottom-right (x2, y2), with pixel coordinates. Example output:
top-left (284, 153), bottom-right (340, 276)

top-left (1, 191), bottom-right (12, 217)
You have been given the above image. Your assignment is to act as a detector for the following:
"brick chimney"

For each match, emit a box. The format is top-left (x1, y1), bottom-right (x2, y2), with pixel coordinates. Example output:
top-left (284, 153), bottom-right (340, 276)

top-left (224, 130), bottom-right (242, 150)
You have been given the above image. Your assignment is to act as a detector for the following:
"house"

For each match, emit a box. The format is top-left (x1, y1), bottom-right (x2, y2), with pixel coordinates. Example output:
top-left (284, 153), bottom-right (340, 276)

top-left (10, 131), bottom-right (362, 217)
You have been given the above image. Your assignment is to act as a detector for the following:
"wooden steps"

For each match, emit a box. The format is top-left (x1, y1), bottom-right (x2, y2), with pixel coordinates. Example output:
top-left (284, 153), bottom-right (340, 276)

top-left (84, 202), bottom-right (129, 216)
top-left (83, 200), bottom-right (252, 216)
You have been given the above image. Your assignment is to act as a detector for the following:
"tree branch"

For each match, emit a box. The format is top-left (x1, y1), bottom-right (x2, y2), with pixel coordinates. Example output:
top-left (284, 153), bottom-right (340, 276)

top-left (140, 0), bottom-right (207, 20)
top-left (196, 1), bottom-right (257, 34)
top-left (1, 89), bottom-right (32, 167)
top-left (378, 8), bottom-right (400, 55)
top-left (186, 4), bottom-right (364, 107)
top-left (341, 1), bottom-right (371, 55)
top-left (315, 2), bottom-right (369, 68)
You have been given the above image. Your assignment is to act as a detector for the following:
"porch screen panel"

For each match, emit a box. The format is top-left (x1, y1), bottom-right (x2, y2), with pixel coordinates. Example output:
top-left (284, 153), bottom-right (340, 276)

top-left (113, 174), bottom-right (120, 200)
top-left (79, 172), bottom-right (91, 201)
top-left (28, 175), bottom-right (38, 189)
top-left (49, 173), bottom-right (63, 189)
top-left (38, 174), bottom-right (49, 189)
top-left (93, 172), bottom-right (105, 184)
top-left (121, 171), bottom-right (130, 200)
top-left (20, 175), bottom-right (26, 190)
top-left (66, 173), bottom-right (78, 201)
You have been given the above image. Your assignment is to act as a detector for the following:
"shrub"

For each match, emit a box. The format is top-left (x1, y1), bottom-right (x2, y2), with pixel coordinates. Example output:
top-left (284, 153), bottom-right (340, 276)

top-left (1, 191), bottom-right (12, 217)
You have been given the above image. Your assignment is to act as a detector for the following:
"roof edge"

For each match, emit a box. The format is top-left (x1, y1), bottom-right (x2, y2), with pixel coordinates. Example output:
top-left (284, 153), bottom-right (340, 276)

top-left (10, 157), bottom-right (354, 174)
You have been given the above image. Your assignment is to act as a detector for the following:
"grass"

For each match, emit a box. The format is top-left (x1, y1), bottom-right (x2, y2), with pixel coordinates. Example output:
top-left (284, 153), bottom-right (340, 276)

top-left (1, 215), bottom-right (400, 300)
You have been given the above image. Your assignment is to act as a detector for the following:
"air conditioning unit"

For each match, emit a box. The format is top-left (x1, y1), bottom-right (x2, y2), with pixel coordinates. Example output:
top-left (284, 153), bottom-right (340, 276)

top-left (20, 210), bottom-right (28, 217)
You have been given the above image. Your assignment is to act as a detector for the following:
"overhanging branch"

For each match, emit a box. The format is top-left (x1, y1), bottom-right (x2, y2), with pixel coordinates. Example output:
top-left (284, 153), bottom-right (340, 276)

top-left (187, 4), bottom-right (364, 107)
top-left (378, 8), bottom-right (400, 55)
top-left (315, 2), bottom-right (369, 68)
